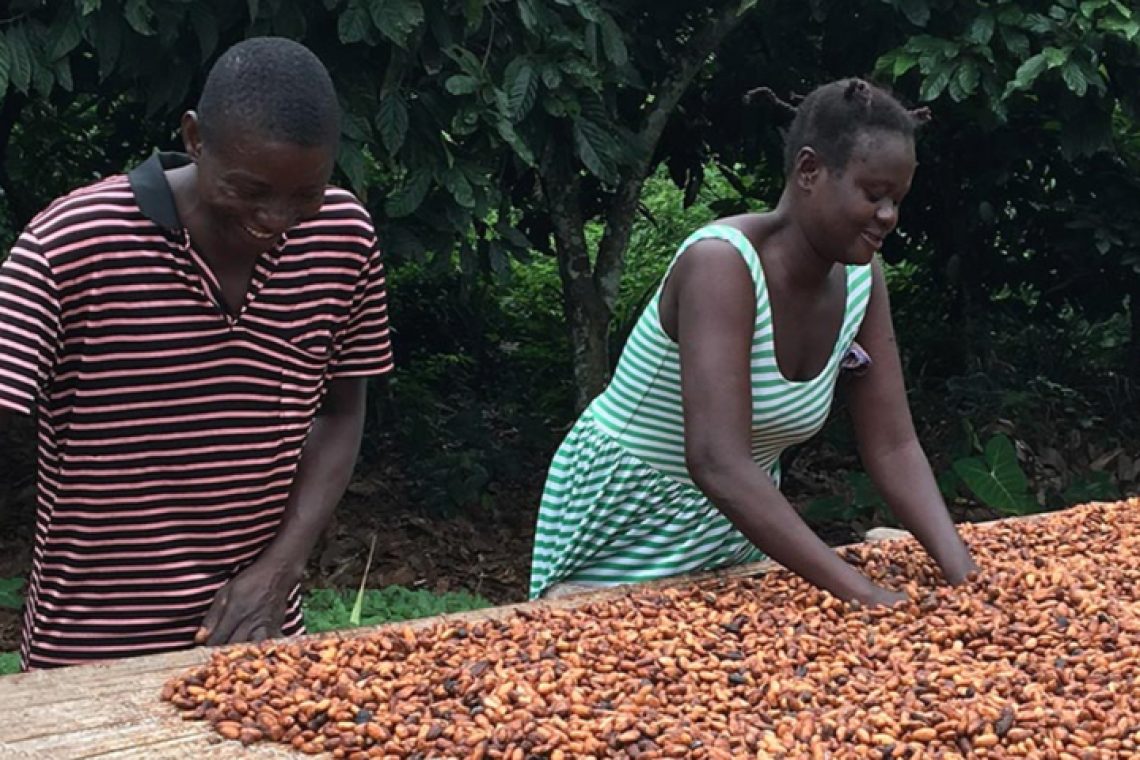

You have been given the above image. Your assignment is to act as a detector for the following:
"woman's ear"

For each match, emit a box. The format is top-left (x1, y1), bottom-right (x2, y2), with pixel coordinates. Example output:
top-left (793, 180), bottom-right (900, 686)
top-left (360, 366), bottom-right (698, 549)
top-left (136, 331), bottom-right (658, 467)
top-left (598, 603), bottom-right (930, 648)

top-left (181, 111), bottom-right (203, 161)
top-left (794, 146), bottom-right (822, 192)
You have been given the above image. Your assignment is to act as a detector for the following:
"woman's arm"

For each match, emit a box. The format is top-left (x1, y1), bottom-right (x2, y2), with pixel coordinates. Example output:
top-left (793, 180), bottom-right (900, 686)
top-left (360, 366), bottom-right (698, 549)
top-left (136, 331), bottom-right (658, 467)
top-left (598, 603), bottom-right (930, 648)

top-left (670, 240), bottom-right (904, 605)
top-left (845, 258), bottom-right (977, 583)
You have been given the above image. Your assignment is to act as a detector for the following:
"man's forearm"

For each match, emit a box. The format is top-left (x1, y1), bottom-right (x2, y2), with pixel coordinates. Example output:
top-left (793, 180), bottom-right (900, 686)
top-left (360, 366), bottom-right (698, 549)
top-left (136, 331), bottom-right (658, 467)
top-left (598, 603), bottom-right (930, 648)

top-left (256, 386), bottom-right (366, 583)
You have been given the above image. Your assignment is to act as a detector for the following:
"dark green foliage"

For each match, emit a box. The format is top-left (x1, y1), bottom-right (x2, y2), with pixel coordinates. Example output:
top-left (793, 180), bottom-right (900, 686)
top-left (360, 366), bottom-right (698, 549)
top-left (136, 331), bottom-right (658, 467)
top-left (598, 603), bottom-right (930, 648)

top-left (1, 0), bottom-right (1139, 536)
top-left (952, 435), bottom-right (1039, 516)
top-left (0, 578), bottom-right (24, 611)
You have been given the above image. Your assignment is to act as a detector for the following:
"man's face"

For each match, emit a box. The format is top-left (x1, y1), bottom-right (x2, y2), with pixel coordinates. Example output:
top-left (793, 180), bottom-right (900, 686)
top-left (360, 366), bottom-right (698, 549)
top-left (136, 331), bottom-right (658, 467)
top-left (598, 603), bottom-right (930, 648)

top-left (183, 113), bottom-right (336, 257)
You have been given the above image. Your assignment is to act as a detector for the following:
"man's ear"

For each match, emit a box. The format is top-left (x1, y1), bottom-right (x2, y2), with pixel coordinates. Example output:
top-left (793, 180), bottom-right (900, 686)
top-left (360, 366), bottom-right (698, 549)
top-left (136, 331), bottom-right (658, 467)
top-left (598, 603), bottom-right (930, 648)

top-left (181, 111), bottom-right (203, 160)
top-left (794, 146), bottom-right (823, 192)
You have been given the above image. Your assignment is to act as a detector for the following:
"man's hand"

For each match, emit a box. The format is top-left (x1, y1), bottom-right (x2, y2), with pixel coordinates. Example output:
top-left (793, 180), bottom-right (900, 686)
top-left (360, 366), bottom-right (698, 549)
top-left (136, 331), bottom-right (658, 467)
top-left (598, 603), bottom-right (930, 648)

top-left (195, 561), bottom-right (295, 646)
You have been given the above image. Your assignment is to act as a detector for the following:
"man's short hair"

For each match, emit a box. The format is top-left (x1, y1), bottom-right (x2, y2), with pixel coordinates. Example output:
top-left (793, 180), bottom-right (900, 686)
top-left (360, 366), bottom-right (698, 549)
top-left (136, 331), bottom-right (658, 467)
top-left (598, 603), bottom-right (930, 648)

top-left (197, 37), bottom-right (341, 148)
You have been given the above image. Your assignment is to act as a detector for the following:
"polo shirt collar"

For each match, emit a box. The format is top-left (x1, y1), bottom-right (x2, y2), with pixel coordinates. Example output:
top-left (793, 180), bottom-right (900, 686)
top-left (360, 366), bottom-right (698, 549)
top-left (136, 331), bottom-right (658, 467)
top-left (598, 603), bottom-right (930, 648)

top-left (127, 151), bottom-right (193, 230)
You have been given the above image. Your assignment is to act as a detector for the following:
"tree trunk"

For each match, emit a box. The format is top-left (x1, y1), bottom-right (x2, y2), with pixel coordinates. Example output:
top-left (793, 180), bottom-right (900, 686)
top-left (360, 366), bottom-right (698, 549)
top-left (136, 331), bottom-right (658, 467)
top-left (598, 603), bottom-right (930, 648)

top-left (543, 2), bottom-right (752, 410)
top-left (540, 164), bottom-right (614, 411)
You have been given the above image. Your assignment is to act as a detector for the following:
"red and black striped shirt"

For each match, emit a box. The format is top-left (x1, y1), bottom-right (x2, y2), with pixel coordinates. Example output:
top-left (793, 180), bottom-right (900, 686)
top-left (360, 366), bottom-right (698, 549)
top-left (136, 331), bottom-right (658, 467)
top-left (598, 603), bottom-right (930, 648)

top-left (0, 152), bottom-right (393, 669)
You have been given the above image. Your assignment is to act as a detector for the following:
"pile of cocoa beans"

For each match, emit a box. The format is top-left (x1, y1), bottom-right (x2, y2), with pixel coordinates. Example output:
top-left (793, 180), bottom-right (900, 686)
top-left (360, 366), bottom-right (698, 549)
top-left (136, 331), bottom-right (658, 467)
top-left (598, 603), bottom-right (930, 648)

top-left (164, 499), bottom-right (1140, 758)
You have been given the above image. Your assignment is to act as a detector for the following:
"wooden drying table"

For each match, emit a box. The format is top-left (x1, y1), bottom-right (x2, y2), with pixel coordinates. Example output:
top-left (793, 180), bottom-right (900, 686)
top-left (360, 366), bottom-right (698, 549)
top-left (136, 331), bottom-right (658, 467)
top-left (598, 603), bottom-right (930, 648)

top-left (0, 523), bottom-right (970, 759)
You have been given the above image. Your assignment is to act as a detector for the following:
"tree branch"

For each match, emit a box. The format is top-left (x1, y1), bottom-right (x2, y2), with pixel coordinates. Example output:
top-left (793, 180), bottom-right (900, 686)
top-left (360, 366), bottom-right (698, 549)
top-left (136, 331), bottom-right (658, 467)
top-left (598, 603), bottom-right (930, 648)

top-left (593, 1), bottom-right (751, 302)
top-left (640, 2), bottom-right (750, 158)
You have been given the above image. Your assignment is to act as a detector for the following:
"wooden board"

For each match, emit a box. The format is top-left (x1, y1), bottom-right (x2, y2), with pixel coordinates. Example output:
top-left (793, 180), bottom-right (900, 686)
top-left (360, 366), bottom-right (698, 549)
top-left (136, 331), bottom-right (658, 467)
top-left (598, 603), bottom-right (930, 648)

top-left (0, 556), bottom-right (786, 759)
top-left (0, 514), bottom-right (1049, 758)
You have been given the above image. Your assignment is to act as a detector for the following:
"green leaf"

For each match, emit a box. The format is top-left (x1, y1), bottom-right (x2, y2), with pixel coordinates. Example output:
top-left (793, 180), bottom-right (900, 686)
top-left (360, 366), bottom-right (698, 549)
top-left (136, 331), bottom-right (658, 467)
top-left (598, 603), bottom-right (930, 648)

top-left (738, 0), bottom-right (759, 15)
top-left (272, 2), bottom-right (308, 38)
top-left (803, 495), bottom-right (853, 524)
top-left (377, 94), bottom-right (409, 155)
top-left (574, 0), bottom-right (604, 23)
top-left (936, 470), bottom-right (961, 502)
top-left (444, 45), bottom-right (483, 77)
top-left (445, 74), bottom-right (480, 95)
top-left (584, 22), bottom-right (598, 65)
top-left (369, 0), bottom-right (425, 47)
top-left (443, 167), bottom-right (475, 208)
top-left (1024, 13), bottom-right (1055, 34)
top-left (1009, 52), bottom-right (1050, 93)
top-left (574, 119), bottom-right (617, 182)
top-left (1061, 59), bottom-right (1088, 96)
top-left (1101, 16), bottom-right (1140, 40)
top-left (599, 16), bottom-right (628, 66)
top-left (964, 11), bottom-right (995, 46)
top-left (92, 10), bottom-right (121, 80)
top-left (1079, 0), bottom-right (1111, 17)
top-left (0, 34), bottom-right (11, 98)
top-left (80, 0), bottom-right (102, 14)
top-left (338, 1), bottom-right (371, 43)
top-left (190, 7), bottom-right (220, 60)
top-left (1042, 46), bottom-right (1070, 68)
top-left (337, 142), bottom-right (369, 196)
top-left (53, 55), bottom-right (72, 91)
top-left (50, 11), bottom-right (84, 60)
top-left (898, 0), bottom-right (931, 26)
top-left (950, 59), bottom-right (980, 101)
top-left (496, 119), bottom-right (536, 166)
top-left (1001, 28), bottom-right (1030, 57)
top-left (506, 59), bottom-right (538, 119)
top-left (31, 57), bottom-right (55, 99)
top-left (248, 0), bottom-right (260, 22)
top-left (342, 112), bottom-right (373, 142)
top-left (463, 0), bottom-right (484, 32)
top-left (0, 578), bottom-right (25, 610)
top-left (518, 0), bottom-right (540, 32)
top-left (1062, 470), bottom-right (1119, 504)
top-left (541, 64), bottom-right (562, 89)
top-left (919, 63), bottom-right (954, 101)
top-left (0, 651), bottom-right (18, 676)
top-left (494, 220), bottom-right (532, 250)
top-left (953, 435), bottom-right (1038, 516)
top-left (349, 536), bottom-right (377, 628)
top-left (385, 171), bottom-right (433, 217)
top-left (124, 0), bottom-right (156, 35)
top-left (5, 26), bottom-right (33, 94)
top-left (891, 51), bottom-right (919, 78)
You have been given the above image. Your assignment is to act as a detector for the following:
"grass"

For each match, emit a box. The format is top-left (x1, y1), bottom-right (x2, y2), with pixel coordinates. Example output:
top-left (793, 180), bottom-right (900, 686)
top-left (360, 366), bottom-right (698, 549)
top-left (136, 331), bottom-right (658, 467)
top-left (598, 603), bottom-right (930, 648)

top-left (303, 585), bottom-right (490, 633)
top-left (0, 583), bottom-right (490, 676)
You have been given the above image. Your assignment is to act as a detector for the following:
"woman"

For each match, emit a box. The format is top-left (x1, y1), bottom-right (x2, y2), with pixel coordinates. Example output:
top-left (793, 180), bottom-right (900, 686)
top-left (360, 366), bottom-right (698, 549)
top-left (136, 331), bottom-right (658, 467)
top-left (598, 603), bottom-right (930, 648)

top-left (530, 78), bottom-right (977, 604)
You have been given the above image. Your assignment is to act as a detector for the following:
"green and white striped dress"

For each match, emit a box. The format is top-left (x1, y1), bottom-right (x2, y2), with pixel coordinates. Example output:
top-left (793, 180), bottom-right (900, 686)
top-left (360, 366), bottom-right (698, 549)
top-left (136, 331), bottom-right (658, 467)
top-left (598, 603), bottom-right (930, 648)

top-left (529, 225), bottom-right (874, 599)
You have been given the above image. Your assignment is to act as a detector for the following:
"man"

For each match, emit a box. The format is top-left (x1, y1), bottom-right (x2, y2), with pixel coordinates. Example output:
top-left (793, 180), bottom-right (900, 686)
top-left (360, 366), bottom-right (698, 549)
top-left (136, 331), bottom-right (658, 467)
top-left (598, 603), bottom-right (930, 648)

top-left (0, 38), bottom-right (393, 669)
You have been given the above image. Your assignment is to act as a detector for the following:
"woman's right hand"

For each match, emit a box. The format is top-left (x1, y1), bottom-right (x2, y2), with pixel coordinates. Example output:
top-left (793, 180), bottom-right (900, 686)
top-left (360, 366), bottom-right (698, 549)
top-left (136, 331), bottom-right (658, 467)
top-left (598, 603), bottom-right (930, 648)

top-left (855, 583), bottom-right (908, 608)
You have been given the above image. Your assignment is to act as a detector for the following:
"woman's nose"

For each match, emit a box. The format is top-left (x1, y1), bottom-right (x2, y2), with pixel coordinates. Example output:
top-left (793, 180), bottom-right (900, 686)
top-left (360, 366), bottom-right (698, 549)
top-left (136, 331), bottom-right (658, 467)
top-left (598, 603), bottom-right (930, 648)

top-left (876, 202), bottom-right (898, 229)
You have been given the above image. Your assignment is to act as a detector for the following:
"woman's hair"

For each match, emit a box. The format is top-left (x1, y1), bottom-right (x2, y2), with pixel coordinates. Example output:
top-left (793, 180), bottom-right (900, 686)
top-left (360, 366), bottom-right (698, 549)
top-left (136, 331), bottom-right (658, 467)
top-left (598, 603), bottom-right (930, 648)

top-left (747, 78), bottom-right (931, 176)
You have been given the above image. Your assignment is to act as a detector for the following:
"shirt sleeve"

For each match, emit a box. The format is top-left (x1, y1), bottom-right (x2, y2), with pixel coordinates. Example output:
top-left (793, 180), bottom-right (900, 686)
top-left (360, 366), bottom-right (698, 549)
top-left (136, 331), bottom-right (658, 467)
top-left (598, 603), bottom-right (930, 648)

top-left (0, 230), bottom-right (61, 415)
top-left (328, 233), bottom-right (394, 379)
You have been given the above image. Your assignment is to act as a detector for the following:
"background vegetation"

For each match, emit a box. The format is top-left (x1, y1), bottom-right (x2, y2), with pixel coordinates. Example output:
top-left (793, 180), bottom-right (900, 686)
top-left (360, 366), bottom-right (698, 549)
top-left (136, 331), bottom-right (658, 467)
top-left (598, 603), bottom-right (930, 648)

top-left (1, 0), bottom-right (1139, 670)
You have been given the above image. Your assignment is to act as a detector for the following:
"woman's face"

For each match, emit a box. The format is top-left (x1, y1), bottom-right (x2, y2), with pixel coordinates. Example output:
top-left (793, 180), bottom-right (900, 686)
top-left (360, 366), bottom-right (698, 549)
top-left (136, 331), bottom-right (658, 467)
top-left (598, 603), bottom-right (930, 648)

top-left (798, 129), bottom-right (917, 266)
